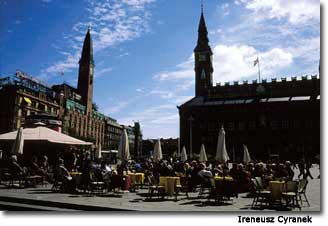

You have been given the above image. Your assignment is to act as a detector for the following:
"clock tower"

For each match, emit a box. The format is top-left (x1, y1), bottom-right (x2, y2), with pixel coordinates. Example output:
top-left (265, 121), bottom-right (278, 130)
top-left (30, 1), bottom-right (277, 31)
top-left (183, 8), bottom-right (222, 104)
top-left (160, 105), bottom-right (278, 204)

top-left (77, 27), bottom-right (94, 115)
top-left (194, 8), bottom-right (213, 97)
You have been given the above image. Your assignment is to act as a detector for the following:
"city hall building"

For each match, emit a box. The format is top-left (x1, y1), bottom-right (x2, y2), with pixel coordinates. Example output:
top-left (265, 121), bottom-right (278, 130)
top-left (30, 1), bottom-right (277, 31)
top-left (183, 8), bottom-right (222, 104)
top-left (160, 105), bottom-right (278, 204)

top-left (178, 11), bottom-right (320, 162)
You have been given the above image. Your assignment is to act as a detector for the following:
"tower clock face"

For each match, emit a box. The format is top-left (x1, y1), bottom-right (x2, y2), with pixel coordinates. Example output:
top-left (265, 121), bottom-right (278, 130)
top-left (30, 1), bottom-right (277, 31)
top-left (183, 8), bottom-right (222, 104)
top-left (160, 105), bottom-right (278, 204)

top-left (199, 54), bottom-right (206, 62)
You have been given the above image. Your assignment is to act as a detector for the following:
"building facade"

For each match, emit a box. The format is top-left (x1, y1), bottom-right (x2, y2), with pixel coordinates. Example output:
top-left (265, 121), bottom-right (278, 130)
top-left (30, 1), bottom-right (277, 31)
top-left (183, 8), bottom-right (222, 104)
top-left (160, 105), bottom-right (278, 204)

top-left (178, 10), bottom-right (320, 162)
top-left (104, 116), bottom-right (123, 150)
top-left (0, 72), bottom-right (61, 134)
top-left (0, 27), bottom-right (142, 153)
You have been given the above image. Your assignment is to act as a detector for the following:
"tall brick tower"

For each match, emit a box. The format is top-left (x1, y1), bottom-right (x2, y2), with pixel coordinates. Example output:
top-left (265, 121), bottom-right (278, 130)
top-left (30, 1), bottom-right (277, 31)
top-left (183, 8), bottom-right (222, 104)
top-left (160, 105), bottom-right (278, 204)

top-left (194, 7), bottom-right (213, 97)
top-left (77, 26), bottom-right (94, 115)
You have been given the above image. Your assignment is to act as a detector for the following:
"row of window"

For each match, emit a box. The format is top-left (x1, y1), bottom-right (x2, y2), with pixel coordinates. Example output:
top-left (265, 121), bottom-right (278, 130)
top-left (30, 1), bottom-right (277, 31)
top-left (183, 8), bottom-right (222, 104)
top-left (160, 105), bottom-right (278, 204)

top-left (68, 114), bottom-right (104, 138)
top-left (106, 126), bottom-right (121, 134)
top-left (201, 119), bottom-right (317, 131)
top-left (20, 97), bottom-right (59, 115)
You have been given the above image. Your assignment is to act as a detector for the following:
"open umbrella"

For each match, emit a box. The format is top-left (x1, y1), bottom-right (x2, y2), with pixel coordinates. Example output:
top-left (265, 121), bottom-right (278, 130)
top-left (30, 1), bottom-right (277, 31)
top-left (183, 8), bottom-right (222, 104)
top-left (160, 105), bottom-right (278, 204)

top-left (215, 126), bottom-right (230, 163)
top-left (181, 146), bottom-right (188, 162)
top-left (95, 143), bottom-right (102, 159)
top-left (118, 129), bottom-right (130, 161)
top-left (243, 144), bottom-right (251, 164)
top-left (0, 126), bottom-right (92, 145)
top-left (199, 144), bottom-right (207, 162)
top-left (11, 127), bottom-right (24, 155)
top-left (153, 139), bottom-right (163, 162)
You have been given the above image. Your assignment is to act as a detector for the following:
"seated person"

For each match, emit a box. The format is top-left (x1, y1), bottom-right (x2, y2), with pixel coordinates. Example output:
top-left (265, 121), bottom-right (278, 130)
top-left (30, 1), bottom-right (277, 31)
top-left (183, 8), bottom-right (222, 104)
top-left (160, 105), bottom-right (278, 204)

top-left (274, 163), bottom-right (288, 179)
top-left (198, 163), bottom-right (214, 188)
top-left (284, 161), bottom-right (294, 180)
top-left (212, 164), bottom-right (223, 177)
top-left (235, 164), bottom-right (252, 192)
top-left (9, 155), bottom-right (26, 178)
top-left (229, 163), bottom-right (238, 180)
top-left (57, 158), bottom-right (76, 193)
top-left (29, 156), bottom-right (44, 176)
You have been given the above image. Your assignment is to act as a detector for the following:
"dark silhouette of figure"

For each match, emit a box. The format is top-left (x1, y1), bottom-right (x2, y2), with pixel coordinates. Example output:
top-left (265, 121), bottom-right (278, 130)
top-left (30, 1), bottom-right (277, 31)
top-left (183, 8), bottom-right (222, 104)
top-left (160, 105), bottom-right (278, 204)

top-left (298, 159), bottom-right (306, 179)
top-left (305, 160), bottom-right (314, 179)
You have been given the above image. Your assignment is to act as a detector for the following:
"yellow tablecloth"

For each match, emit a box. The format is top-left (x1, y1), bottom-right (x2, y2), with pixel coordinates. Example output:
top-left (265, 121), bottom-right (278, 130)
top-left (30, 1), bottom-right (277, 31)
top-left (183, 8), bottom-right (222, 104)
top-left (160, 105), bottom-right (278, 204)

top-left (128, 173), bottom-right (145, 186)
top-left (159, 176), bottom-right (181, 196)
top-left (214, 176), bottom-right (234, 181)
top-left (70, 172), bottom-right (82, 176)
top-left (70, 172), bottom-right (82, 185)
top-left (269, 181), bottom-right (285, 201)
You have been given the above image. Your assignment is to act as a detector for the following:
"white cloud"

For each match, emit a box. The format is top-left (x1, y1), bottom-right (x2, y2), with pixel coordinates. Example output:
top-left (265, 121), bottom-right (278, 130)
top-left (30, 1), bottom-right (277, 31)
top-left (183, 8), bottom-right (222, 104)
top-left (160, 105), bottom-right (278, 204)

top-left (153, 44), bottom-right (293, 85)
top-left (105, 101), bottom-right (129, 114)
top-left (221, 3), bottom-right (230, 16)
top-left (40, 52), bottom-right (80, 77)
top-left (94, 67), bottom-right (113, 78)
top-left (212, 45), bottom-right (293, 83)
top-left (173, 95), bottom-right (193, 105)
top-left (286, 37), bottom-right (320, 63)
top-left (150, 90), bottom-right (174, 99)
top-left (122, 0), bottom-right (155, 9)
top-left (153, 55), bottom-right (194, 81)
top-left (41, 0), bottom-right (155, 80)
top-left (118, 104), bottom-right (179, 138)
top-left (244, 0), bottom-right (319, 24)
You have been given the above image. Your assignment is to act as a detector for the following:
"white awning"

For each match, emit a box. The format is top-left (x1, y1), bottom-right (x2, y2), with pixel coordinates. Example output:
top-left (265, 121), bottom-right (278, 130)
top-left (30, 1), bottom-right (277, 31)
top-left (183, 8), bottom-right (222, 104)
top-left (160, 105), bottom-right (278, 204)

top-left (0, 126), bottom-right (92, 145)
top-left (290, 96), bottom-right (311, 101)
top-left (267, 97), bottom-right (290, 102)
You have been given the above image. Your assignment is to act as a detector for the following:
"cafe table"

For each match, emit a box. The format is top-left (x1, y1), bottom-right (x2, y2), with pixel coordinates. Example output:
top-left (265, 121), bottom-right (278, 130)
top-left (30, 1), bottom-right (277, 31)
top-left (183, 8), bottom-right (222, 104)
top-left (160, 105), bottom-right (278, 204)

top-left (269, 180), bottom-right (286, 202)
top-left (213, 176), bottom-right (235, 198)
top-left (214, 176), bottom-right (234, 181)
top-left (128, 173), bottom-right (145, 187)
top-left (159, 176), bottom-right (181, 196)
top-left (69, 172), bottom-right (82, 186)
top-left (111, 174), bottom-right (132, 191)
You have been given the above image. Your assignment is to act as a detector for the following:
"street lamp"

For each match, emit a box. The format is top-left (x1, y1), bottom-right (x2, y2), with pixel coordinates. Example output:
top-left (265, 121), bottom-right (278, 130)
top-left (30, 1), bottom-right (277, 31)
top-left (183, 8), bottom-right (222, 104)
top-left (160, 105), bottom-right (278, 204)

top-left (188, 115), bottom-right (194, 158)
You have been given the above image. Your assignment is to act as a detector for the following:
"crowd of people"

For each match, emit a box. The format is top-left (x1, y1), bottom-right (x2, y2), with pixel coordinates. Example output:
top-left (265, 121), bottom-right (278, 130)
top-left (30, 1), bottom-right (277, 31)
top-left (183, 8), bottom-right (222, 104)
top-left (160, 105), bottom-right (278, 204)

top-left (2, 152), bottom-right (317, 195)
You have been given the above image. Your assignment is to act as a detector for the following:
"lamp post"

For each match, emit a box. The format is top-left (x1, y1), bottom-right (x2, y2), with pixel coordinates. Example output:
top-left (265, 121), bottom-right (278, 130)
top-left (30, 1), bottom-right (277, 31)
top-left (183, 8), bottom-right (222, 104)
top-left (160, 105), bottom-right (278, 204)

top-left (188, 115), bottom-right (194, 158)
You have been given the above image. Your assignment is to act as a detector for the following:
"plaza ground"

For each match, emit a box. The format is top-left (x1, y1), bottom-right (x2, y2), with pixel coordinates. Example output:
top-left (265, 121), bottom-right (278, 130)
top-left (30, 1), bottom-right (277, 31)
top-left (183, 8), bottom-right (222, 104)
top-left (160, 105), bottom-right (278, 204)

top-left (0, 165), bottom-right (320, 211)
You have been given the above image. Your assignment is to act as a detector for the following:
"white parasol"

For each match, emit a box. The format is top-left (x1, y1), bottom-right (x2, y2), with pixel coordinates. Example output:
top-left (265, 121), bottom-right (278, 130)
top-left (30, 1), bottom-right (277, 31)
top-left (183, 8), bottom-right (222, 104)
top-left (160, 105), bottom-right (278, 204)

top-left (199, 144), bottom-right (207, 162)
top-left (215, 126), bottom-right (230, 162)
top-left (243, 144), bottom-right (252, 164)
top-left (153, 139), bottom-right (163, 162)
top-left (181, 146), bottom-right (188, 162)
top-left (118, 129), bottom-right (130, 161)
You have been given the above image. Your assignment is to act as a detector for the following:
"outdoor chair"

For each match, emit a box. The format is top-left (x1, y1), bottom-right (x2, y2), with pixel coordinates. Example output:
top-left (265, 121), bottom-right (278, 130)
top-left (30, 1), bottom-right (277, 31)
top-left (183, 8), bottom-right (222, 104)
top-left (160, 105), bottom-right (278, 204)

top-left (174, 176), bottom-right (189, 201)
top-left (198, 177), bottom-right (214, 198)
top-left (298, 179), bottom-right (310, 207)
top-left (89, 172), bottom-right (106, 196)
top-left (281, 180), bottom-right (300, 209)
top-left (146, 175), bottom-right (165, 200)
top-left (51, 173), bottom-right (63, 192)
top-left (255, 177), bottom-right (266, 190)
top-left (210, 178), bottom-right (235, 205)
top-left (251, 178), bottom-right (271, 209)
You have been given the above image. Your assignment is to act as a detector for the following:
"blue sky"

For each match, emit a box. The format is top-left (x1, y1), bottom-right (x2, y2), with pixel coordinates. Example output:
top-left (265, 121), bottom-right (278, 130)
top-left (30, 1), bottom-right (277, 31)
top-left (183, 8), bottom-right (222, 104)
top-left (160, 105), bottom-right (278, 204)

top-left (0, 0), bottom-right (320, 139)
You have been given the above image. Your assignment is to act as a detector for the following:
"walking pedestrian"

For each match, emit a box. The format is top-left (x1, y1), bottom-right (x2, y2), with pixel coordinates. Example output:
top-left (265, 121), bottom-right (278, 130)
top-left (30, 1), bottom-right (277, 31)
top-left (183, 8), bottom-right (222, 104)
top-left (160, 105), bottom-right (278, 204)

top-left (298, 159), bottom-right (305, 179)
top-left (305, 160), bottom-right (314, 179)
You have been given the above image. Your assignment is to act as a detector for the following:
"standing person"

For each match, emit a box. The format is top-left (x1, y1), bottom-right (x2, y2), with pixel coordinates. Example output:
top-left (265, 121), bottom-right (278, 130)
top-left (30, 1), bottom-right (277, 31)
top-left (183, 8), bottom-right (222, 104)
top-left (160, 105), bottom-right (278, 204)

top-left (298, 159), bottom-right (305, 179)
top-left (285, 161), bottom-right (295, 181)
top-left (305, 160), bottom-right (314, 180)
top-left (81, 151), bottom-right (92, 192)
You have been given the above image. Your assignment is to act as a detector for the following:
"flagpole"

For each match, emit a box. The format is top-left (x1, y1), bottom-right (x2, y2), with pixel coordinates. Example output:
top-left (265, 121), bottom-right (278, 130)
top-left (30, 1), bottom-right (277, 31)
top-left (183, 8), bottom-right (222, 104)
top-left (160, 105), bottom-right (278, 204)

top-left (257, 55), bottom-right (261, 83)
